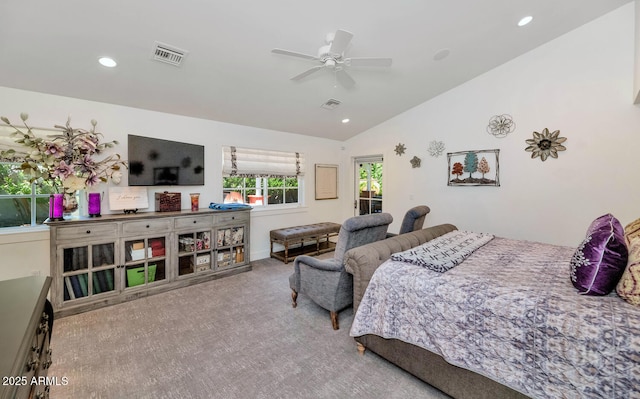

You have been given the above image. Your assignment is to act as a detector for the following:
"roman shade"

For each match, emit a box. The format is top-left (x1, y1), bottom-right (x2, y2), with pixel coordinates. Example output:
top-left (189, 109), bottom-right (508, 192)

top-left (222, 146), bottom-right (304, 177)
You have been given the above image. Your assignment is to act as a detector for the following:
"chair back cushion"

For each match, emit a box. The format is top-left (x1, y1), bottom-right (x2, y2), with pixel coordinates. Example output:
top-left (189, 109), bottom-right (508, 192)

top-left (334, 213), bottom-right (393, 259)
top-left (399, 205), bottom-right (431, 234)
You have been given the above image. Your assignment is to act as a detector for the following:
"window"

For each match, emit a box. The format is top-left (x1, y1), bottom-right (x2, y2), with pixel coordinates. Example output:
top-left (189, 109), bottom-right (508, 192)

top-left (222, 146), bottom-right (304, 208)
top-left (223, 177), bottom-right (299, 206)
top-left (0, 163), bottom-right (56, 227)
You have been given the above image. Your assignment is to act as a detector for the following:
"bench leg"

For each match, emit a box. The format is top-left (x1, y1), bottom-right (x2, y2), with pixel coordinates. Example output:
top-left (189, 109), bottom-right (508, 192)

top-left (284, 241), bottom-right (289, 264)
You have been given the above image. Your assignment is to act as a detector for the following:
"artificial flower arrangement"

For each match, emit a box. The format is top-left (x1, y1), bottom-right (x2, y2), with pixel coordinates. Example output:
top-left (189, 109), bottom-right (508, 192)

top-left (0, 113), bottom-right (126, 197)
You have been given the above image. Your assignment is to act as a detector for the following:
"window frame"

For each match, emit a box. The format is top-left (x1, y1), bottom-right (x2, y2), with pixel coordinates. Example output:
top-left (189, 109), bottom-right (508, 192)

top-left (0, 183), bottom-right (51, 227)
top-left (222, 176), bottom-right (303, 209)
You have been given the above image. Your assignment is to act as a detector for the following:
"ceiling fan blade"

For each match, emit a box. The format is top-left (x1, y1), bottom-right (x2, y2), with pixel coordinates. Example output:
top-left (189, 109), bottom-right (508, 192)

top-left (291, 65), bottom-right (324, 81)
top-left (329, 29), bottom-right (353, 55)
top-left (336, 69), bottom-right (355, 89)
top-left (272, 48), bottom-right (318, 61)
top-left (346, 57), bottom-right (393, 67)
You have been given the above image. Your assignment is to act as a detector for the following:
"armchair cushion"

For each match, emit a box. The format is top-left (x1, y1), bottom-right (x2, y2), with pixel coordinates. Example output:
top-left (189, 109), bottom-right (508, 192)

top-left (399, 205), bottom-right (431, 235)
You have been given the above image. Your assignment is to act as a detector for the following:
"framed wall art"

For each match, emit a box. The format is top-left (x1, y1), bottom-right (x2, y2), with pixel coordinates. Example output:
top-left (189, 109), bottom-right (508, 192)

top-left (315, 164), bottom-right (338, 200)
top-left (447, 149), bottom-right (500, 187)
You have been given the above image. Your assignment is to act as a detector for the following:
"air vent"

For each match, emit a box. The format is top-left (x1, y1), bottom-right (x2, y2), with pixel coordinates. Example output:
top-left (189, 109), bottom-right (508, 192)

top-left (152, 41), bottom-right (188, 66)
top-left (321, 98), bottom-right (341, 110)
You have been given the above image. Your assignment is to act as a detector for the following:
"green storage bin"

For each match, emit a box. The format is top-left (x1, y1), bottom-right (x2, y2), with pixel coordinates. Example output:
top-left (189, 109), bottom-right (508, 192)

top-left (127, 264), bottom-right (157, 287)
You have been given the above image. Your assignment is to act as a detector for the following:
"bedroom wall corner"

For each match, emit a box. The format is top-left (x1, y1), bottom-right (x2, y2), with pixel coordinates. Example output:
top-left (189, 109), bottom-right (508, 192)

top-left (344, 3), bottom-right (639, 246)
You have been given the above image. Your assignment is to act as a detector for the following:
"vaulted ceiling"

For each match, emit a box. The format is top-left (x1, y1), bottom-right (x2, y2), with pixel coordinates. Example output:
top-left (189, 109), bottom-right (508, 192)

top-left (0, 1), bottom-right (631, 141)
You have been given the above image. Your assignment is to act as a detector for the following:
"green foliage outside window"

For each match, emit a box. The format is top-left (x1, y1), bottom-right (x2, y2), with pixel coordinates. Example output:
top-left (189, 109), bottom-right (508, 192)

top-left (359, 162), bottom-right (383, 196)
top-left (0, 163), bottom-right (57, 227)
top-left (223, 176), bottom-right (299, 206)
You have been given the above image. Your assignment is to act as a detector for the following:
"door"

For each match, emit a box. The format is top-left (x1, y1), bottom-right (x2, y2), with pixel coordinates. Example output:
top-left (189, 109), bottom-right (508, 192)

top-left (355, 156), bottom-right (383, 215)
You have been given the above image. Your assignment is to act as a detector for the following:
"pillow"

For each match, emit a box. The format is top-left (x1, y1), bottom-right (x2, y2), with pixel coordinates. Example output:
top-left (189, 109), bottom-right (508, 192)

top-left (616, 237), bottom-right (640, 306)
top-left (570, 214), bottom-right (628, 296)
top-left (587, 213), bottom-right (624, 237)
top-left (624, 217), bottom-right (640, 244)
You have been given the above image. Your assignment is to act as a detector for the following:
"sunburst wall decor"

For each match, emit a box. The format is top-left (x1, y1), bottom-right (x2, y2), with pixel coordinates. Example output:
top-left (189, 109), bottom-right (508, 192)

top-left (394, 143), bottom-right (406, 156)
top-left (524, 128), bottom-right (567, 161)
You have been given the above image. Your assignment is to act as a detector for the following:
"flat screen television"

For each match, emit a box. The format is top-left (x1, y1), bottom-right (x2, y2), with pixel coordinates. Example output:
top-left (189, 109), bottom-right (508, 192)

top-left (127, 134), bottom-right (205, 186)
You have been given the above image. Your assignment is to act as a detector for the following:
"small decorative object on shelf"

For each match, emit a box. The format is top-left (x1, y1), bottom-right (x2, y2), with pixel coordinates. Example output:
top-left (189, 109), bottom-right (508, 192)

top-left (155, 191), bottom-right (181, 212)
top-left (487, 114), bottom-right (516, 138)
top-left (410, 156), bottom-right (421, 168)
top-left (88, 192), bottom-right (102, 217)
top-left (525, 128), bottom-right (567, 161)
top-left (394, 143), bottom-right (406, 156)
top-left (428, 140), bottom-right (445, 157)
top-left (190, 193), bottom-right (200, 211)
top-left (49, 193), bottom-right (64, 221)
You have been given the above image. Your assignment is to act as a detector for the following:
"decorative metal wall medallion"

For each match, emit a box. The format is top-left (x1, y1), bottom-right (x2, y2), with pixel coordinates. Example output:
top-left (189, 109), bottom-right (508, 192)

top-left (487, 114), bottom-right (516, 138)
top-left (428, 140), bottom-right (445, 157)
top-left (410, 156), bottom-right (421, 168)
top-left (524, 128), bottom-right (567, 161)
top-left (394, 143), bottom-right (406, 156)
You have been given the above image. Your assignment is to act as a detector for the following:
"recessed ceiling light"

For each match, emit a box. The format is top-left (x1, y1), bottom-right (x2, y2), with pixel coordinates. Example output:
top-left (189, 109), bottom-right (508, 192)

top-left (433, 48), bottom-right (450, 61)
top-left (98, 57), bottom-right (117, 67)
top-left (518, 16), bottom-right (533, 27)
top-left (341, 118), bottom-right (350, 124)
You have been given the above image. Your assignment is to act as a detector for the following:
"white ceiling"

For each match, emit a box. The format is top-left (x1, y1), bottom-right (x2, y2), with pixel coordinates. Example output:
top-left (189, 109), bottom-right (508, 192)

top-left (0, 1), bottom-right (631, 141)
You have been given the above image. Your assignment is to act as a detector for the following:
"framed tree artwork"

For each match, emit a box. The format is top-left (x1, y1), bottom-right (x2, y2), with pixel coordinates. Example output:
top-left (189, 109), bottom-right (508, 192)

top-left (447, 149), bottom-right (500, 187)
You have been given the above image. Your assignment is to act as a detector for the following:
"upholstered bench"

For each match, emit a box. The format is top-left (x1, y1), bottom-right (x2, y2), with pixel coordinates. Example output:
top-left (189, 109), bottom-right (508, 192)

top-left (270, 222), bottom-right (341, 264)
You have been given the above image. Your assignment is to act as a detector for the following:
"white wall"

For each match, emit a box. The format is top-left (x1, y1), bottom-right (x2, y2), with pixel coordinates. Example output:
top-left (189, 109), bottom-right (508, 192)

top-left (343, 3), bottom-right (640, 246)
top-left (2, 3), bottom-right (638, 281)
top-left (0, 88), bottom-right (345, 280)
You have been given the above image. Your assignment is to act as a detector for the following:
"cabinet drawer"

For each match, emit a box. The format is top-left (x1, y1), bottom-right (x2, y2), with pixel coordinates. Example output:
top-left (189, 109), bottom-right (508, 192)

top-left (214, 212), bottom-right (249, 225)
top-left (122, 219), bottom-right (171, 235)
top-left (56, 223), bottom-right (117, 240)
top-left (175, 215), bottom-right (213, 229)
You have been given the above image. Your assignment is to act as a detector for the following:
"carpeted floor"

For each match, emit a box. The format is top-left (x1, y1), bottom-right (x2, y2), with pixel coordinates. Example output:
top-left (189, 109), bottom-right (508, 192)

top-left (48, 255), bottom-right (451, 399)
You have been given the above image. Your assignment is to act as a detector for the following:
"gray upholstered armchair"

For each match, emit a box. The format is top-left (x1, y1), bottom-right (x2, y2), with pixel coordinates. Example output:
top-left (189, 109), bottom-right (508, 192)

top-left (388, 205), bottom-right (430, 237)
top-left (289, 213), bottom-right (393, 330)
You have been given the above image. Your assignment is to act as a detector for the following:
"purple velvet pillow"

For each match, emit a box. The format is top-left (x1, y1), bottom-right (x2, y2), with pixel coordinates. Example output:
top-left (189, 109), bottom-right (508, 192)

top-left (586, 213), bottom-right (624, 237)
top-left (570, 214), bottom-right (628, 295)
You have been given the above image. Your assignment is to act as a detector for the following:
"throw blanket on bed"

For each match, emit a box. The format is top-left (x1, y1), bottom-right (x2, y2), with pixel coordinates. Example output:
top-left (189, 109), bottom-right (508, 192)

top-left (390, 230), bottom-right (494, 272)
top-left (350, 237), bottom-right (640, 399)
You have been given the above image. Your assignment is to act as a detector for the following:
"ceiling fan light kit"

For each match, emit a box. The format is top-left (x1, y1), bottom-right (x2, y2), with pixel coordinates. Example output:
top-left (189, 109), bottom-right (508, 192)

top-left (272, 29), bottom-right (392, 89)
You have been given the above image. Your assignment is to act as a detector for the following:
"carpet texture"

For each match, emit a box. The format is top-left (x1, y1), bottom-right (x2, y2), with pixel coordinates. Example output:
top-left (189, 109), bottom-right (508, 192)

top-left (48, 256), bottom-right (450, 399)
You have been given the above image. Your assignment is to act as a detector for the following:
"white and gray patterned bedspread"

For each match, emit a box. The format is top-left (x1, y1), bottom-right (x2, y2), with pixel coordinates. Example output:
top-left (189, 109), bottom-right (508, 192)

top-left (350, 237), bottom-right (640, 399)
top-left (390, 230), bottom-right (494, 272)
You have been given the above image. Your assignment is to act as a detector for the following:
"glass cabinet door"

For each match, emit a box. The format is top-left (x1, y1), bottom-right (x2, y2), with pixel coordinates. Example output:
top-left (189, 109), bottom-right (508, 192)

top-left (123, 237), bottom-right (167, 288)
top-left (177, 231), bottom-right (213, 276)
top-left (215, 226), bottom-right (246, 268)
top-left (62, 242), bottom-right (116, 301)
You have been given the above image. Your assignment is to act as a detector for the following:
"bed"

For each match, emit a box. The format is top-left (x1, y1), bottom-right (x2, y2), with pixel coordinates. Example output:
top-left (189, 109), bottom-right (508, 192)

top-left (344, 222), bottom-right (640, 399)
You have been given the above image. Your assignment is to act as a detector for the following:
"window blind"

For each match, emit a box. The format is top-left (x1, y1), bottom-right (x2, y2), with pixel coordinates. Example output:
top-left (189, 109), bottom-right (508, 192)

top-left (222, 146), bottom-right (304, 177)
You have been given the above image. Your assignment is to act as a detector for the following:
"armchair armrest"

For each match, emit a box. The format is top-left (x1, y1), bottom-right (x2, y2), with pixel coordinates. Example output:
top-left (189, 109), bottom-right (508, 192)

top-left (293, 255), bottom-right (343, 272)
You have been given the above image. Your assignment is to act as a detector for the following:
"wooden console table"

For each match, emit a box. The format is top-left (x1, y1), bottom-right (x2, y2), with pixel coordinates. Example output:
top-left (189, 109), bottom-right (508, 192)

top-left (46, 208), bottom-right (251, 317)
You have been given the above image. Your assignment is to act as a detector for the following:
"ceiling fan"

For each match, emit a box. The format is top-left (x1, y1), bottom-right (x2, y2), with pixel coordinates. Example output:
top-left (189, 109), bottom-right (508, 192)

top-left (271, 29), bottom-right (392, 89)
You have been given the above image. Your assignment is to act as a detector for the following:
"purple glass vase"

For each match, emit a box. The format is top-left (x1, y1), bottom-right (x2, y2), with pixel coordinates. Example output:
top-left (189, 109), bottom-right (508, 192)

top-left (49, 194), bottom-right (64, 221)
top-left (88, 192), bottom-right (102, 217)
